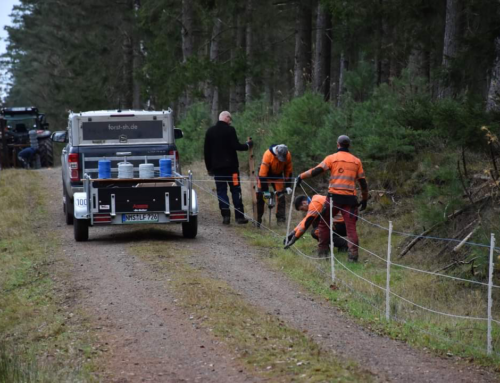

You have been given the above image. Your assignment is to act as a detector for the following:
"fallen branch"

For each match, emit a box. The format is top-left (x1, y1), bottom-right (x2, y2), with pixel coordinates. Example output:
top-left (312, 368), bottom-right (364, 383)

top-left (434, 256), bottom-right (479, 274)
top-left (436, 219), bottom-right (478, 257)
top-left (398, 195), bottom-right (491, 258)
top-left (452, 227), bottom-right (479, 253)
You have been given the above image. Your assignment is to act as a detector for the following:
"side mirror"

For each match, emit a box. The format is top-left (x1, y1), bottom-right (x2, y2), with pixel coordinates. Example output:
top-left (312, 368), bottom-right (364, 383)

top-left (51, 131), bottom-right (68, 143)
top-left (174, 128), bottom-right (183, 140)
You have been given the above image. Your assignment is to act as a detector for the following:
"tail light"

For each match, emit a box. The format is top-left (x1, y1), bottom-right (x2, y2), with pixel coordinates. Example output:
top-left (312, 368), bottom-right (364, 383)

top-left (168, 150), bottom-right (180, 172)
top-left (168, 150), bottom-right (179, 162)
top-left (68, 153), bottom-right (80, 181)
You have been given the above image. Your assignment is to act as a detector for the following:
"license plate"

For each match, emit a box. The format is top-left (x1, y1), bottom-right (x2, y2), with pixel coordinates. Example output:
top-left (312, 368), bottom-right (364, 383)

top-left (122, 213), bottom-right (159, 223)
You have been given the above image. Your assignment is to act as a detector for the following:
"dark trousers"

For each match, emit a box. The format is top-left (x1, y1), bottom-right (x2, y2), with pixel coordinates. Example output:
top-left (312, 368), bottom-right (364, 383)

top-left (312, 222), bottom-right (347, 250)
top-left (213, 171), bottom-right (245, 219)
top-left (256, 184), bottom-right (286, 223)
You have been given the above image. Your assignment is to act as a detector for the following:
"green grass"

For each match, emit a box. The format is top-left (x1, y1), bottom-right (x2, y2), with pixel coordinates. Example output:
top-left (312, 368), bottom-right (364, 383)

top-left (0, 169), bottom-right (97, 382)
top-left (187, 160), bottom-right (500, 368)
top-left (132, 239), bottom-right (373, 382)
top-left (238, 223), bottom-right (500, 369)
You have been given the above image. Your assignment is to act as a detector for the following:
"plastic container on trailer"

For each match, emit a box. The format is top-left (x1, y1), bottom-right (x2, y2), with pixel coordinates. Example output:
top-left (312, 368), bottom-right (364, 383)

top-left (159, 158), bottom-right (172, 177)
top-left (139, 163), bottom-right (154, 179)
top-left (118, 162), bottom-right (134, 179)
top-left (98, 159), bottom-right (111, 179)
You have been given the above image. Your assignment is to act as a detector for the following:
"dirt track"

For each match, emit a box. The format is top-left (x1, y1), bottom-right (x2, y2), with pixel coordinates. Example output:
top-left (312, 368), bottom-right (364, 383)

top-left (41, 168), bottom-right (498, 382)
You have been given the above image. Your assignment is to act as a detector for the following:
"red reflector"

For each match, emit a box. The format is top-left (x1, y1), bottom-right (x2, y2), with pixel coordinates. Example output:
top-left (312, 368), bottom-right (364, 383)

top-left (68, 153), bottom-right (79, 181)
top-left (170, 213), bottom-right (187, 220)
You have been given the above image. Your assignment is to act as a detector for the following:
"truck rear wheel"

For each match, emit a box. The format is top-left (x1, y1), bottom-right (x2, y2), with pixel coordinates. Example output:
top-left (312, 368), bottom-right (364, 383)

top-left (74, 219), bottom-right (89, 241)
top-left (182, 216), bottom-right (198, 238)
top-left (64, 188), bottom-right (74, 225)
top-left (38, 138), bottom-right (54, 167)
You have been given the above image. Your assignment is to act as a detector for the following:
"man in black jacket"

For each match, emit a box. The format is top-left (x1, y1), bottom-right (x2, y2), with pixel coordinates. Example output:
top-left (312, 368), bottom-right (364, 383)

top-left (204, 111), bottom-right (253, 225)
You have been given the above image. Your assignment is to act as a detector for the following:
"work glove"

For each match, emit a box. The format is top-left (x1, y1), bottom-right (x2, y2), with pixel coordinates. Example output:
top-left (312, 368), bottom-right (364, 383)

top-left (283, 232), bottom-right (297, 249)
top-left (246, 140), bottom-right (254, 149)
top-left (359, 199), bottom-right (367, 212)
top-left (286, 187), bottom-right (293, 195)
top-left (295, 175), bottom-right (302, 187)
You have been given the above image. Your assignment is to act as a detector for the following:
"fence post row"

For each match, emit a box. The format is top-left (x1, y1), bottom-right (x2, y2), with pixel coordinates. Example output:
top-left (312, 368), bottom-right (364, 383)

top-left (386, 221), bottom-right (393, 321)
top-left (487, 233), bottom-right (496, 355)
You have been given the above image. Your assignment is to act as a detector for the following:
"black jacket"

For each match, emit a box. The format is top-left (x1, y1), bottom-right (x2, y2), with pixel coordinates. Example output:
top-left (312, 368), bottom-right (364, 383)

top-left (204, 121), bottom-right (249, 173)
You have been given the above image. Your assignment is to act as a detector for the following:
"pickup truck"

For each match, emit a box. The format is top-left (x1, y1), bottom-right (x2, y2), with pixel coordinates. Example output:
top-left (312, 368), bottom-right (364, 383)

top-left (52, 109), bottom-right (198, 241)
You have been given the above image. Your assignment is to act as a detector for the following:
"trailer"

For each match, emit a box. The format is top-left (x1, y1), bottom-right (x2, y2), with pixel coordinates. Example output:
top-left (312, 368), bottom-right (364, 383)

top-left (72, 171), bottom-right (198, 241)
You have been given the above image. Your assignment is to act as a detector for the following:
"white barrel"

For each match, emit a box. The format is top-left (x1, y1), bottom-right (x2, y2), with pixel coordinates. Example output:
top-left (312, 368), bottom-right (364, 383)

top-left (139, 163), bottom-right (154, 179)
top-left (118, 162), bottom-right (134, 179)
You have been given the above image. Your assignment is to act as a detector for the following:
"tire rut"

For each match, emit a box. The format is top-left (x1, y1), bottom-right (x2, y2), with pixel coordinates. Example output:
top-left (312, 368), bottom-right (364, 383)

top-left (40, 168), bottom-right (260, 383)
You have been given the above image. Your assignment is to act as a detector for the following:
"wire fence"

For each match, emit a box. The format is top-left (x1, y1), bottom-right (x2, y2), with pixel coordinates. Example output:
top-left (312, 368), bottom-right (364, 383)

top-left (191, 177), bottom-right (500, 357)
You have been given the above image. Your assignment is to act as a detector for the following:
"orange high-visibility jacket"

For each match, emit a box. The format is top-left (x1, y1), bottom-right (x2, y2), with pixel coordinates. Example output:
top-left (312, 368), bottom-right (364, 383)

top-left (302, 151), bottom-right (365, 196)
top-left (259, 149), bottom-right (293, 179)
top-left (293, 195), bottom-right (327, 238)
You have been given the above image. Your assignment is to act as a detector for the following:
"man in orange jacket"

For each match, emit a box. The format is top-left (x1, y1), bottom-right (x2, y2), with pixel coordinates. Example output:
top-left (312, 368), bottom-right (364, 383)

top-left (257, 144), bottom-right (293, 225)
top-left (295, 135), bottom-right (368, 262)
top-left (283, 194), bottom-right (333, 257)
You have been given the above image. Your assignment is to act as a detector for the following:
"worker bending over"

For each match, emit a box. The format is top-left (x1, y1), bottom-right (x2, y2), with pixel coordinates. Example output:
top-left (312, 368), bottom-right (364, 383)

top-left (284, 195), bottom-right (349, 257)
top-left (296, 135), bottom-right (368, 262)
top-left (311, 211), bottom-right (348, 252)
top-left (257, 144), bottom-right (293, 225)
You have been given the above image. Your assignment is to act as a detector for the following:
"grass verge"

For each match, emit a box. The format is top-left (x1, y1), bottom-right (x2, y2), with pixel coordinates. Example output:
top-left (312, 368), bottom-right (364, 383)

top-left (0, 169), bottom-right (97, 382)
top-left (238, 225), bottom-right (500, 369)
top-left (131, 239), bottom-right (373, 382)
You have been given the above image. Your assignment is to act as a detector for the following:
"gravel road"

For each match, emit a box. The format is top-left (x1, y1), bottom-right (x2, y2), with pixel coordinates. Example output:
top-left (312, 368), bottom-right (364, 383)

top-left (41, 168), bottom-right (498, 382)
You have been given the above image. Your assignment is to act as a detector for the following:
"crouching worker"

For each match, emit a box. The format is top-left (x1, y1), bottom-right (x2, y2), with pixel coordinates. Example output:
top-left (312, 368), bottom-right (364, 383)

top-left (18, 147), bottom-right (39, 169)
top-left (311, 212), bottom-right (348, 252)
top-left (284, 194), bottom-right (336, 258)
top-left (257, 144), bottom-right (293, 225)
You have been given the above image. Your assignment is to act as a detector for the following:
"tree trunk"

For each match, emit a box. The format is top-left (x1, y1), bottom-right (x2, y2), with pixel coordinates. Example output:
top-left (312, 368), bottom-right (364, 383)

top-left (337, 53), bottom-right (348, 106)
top-left (377, 0), bottom-right (391, 85)
top-left (209, 18), bottom-right (222, 122)
top-left (122, 31), bottom-right (134, 109)
top-left (487, 36), bottom-right (500, 112)
top-left (294, 0), bottom-right (313, 97)
top-left (439, 0), bottom-right (461, 99)
top-left (181, 0), bottom-right (194, 113)
top-left (132, 0), bottom-right (142, 109)
top-left (245, 0), bottom-right (253, 103)
top-left (313, 2), bottom-right (332, 100)
top-left (230, 12), bottom-right (245, 112)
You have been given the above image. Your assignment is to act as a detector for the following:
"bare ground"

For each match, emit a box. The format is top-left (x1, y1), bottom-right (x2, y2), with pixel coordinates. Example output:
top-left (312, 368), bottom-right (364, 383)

top-left (40, 168), bottom-right (498, 382)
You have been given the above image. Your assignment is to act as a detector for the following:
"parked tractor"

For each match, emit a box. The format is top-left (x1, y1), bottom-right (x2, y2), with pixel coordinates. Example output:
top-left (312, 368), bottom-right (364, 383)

top-left (0, 107), bottom-right (54, 168)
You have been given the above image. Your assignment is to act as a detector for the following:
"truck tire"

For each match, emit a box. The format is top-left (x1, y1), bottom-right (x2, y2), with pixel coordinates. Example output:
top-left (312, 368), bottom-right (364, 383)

top-left (74, 219), bottom-right (89, 241)
top-left (38, 138), bottom-right (54, 167)
top-left (64, 188), bottom-right (74, 225)
top-left (182, 216), bottom-right (198, 238)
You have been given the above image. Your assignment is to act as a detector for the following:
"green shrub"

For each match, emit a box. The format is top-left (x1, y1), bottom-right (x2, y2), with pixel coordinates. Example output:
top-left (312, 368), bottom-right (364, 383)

top-left (176, 102), bottom-right (211, 163)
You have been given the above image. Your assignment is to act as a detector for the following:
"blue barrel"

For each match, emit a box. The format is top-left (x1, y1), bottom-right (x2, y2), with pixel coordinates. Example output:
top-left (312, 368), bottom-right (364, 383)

top-left (98, 159), bottom-right (111, 179)
top-left (160, 158), bottom-right (172, 177)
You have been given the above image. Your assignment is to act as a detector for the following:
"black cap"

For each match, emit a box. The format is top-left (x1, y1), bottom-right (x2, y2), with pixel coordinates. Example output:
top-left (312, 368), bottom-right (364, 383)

top-left (294, 195), bottom-right (308, 210)
top-left (337, 135), bottom-right (351, 147)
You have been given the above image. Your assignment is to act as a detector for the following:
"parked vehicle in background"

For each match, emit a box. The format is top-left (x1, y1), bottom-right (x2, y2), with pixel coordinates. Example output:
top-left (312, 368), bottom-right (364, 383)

top-left (52, 109), bottom-right (198, 241)
top-left (0, 107), bottom-right (53, 168)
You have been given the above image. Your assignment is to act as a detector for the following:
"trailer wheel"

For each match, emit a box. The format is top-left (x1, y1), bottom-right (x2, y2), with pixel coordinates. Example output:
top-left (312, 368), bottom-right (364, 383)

top-left (64, 188), bottom-right (74, 225)
top-left (182, 216), bottom-right (198, 238)
top-left (38, 138), bottom-right (54, 167)
top-left (74, 219), bottom-right (89, 241)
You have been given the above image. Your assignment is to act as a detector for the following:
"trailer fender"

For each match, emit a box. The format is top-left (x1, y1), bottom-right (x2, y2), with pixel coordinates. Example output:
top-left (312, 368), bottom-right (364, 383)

top-left (191, 189), bottom-right (198, 215)
top-left (74, 192), bottom-right (89, 219)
